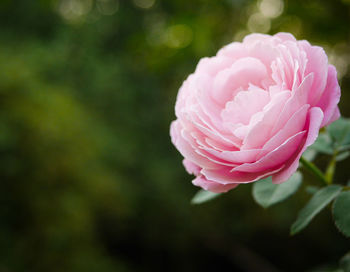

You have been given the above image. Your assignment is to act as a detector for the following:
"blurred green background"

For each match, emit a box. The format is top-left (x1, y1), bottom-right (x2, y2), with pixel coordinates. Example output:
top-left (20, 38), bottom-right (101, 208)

top-left (0, 0), bottom-right (350, 271)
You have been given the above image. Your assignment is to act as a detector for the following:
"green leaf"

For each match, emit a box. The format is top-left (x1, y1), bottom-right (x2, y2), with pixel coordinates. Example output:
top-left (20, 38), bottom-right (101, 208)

top-left (302, 147), bottom-right (317, 161)
top-left (336, 151), bottom-right (350, 162)
top-left (191, 189), bottom-right (221, 205)
top-left (291, 185), bottom-right (342, 235)
top-left (340, 253), bottom-right (350, 272)
top-left (333, 191), bottom-right (350, 237)
top-left (310, 132), bottom-right (334, 154)
top-left (305, 185), bottom-right (320, 195)
top-left (252, 172), bottom-right (302, 208)
top-left (339, 144), bottom-right (350, 152)
top-left (328, 118), bottom-right (350, 149)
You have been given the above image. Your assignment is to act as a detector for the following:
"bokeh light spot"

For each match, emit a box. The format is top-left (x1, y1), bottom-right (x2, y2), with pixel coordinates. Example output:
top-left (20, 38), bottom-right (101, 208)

top-left (133, 0), bottom-right (156, 9)
top-left (97, 0), bottom-right (119, 16)
top-left (145, 13), bottom-right (166, 46)
top-left (247, 13), bottom-right (271, 33)
top-left (57, 0), bottom-right (93, 23)
top-left (329, 43), bottom-right (350, 80)
top-left (259, 0), bottom-right (284, 18)
top-left (164, 24), bottom-right (193, 49)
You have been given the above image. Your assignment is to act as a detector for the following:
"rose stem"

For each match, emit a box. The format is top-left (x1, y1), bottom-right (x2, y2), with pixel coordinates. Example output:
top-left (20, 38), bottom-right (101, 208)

top-left (325, 155), bottom-right (336, 185)
top-left (300, 157), bottom-right (328, 185)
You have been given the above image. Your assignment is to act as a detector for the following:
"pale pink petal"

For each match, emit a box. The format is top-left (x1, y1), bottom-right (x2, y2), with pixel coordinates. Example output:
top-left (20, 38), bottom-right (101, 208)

top-left (329, 107), bottom-right (341, 124)
top-left (182, 129), bottom-right (238, 167)
top-left (259, 104), bottom-right (309, 157)
top-left (243, 33), bottom-right (273, 44)
top-left (317, 65), bottom-right (341, 127)
top-left (192, 175), bottom-right (239, 193)
top-left (183, 159), bottom-right (201, 176)
top-left (298, 40), bottom-right (328, 105)
top-left (190, 113), bottom-right (241, 148)
top-left (217, 42), bottom-right (246, 59)
top-left (201, 148), bottom-right (262, 164)
top-left (195, 56), bottom-right (233, 76)
top-left (271, 73), bottom-right (313, 135)
top-left (232, 131), bottom-right (306, 173)
top-left (241, 91), bottom-right (290, 150)
top-left (201, 165), bottom-right (284, 185)
top-left (247, 42), bottom-right (279, 77)
top-left (170, 121), bottom-right (218, 169)
top-left (275, 32), bottom-right (297, 42)
top-left (272, 107), bottom-right (324, 184)
top-left (221, 87), bottom-right (269, 125)
top-left (212, 57), bottom-right (267, 104)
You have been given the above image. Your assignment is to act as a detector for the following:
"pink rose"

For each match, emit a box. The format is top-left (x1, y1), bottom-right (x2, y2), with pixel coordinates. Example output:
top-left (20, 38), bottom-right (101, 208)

top-left (170, 33), bottom-right (341, 193)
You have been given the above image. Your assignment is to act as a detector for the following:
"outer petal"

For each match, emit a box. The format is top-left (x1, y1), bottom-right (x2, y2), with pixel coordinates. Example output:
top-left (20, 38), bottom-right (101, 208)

top-left (232, 131), bottom-right (306, 173)
top-left (271, 73), bottom-right (313, 135)
top-left (200, 148), bottom-right (261, 164)
top-left (275, 32), bottom-right (297, 42)
top-left (243, 33), bottom-right (273, 44)
top-left (183, 159), bottom-right (201, 176)
top-left (298, 40), bottom-right (328, 105)
top-left (195, 56), bottom-right (233, 76)
top-left (259, 104), bottom-right (309, 158)
top-left (201, 165), bottom-right (284, 185)
top-left (272, 107), bottom-right (324, 184)
top-left (317, 65), bottom-right (341, 127)
top-left (170, 121), bottom-right (218, 169)
top-left (329, 107), bottom-right (341, 124)
top-left (192, 175), bottom-right (238, 193)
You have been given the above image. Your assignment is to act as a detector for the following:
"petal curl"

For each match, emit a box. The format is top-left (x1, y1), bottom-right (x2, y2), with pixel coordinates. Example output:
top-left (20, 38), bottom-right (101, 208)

top-left (272, 107), bottom-right (324, 184)
top-left (317, 65), bottom-right (341, 127)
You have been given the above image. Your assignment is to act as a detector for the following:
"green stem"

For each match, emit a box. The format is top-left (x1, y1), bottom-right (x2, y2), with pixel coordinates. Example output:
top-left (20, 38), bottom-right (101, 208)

top-left (300, 157), bottom-right (328, 185)
top-left (325, 154), bottom-right (337, 184)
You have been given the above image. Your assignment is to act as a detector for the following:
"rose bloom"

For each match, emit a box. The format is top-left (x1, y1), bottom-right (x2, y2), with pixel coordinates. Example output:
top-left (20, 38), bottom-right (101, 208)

top-left (170, 33), bottom-right (341, 193)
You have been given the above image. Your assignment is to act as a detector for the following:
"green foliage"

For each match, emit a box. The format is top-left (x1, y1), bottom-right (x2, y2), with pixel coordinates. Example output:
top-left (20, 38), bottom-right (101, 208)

top-left (191, 189), bottom-right (221, 204)
top-left (302, 147), bottom-right (317, 161)
top-left (0, 47), bottom-right (129, 272)
top-left (328, 118), bottom-right (350, 150)
top-left (252, 173), bottom-right (302, 208)
top-left (311, 118), bottom-right (350, 156)
top-left (305, 185), bottom-right (320, 195)
top-left (291, 185), bottom-right (342, 235)
top-left (310, 133), bottom-right (334, 155)
top-left (336, 151), bottom-right (350, 161)
top-left (333, 191), bottom-right (350, 237)
top-left (340, 253), bottom-right (350, 272)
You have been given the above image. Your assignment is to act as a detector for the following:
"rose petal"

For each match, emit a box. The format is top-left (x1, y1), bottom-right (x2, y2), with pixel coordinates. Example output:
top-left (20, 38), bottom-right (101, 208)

top-left (232, 131), bottom-right (306, 173)
top-left (298, 40), bottom-right (328, 105)
top-left (241, 91), bottom-right (290, 150)
top-left (170, 121), bottom-right (218, 169)
top-left (192, 175), bottom-right (239, 193)
top-left (271, 73), bottom-right (313, 135)
top-left (183, 159), bottom-right (201, 176)
top-left (317, 65), bottom-right (341, 127)
top-left (259, 104), bottom-right (309, 157)
top-left (201, 164), bottom-right (285, 185)
top-left (272, 107), bottom-right (324, 184)
top-left (212, 57), bottom-right (268, 104)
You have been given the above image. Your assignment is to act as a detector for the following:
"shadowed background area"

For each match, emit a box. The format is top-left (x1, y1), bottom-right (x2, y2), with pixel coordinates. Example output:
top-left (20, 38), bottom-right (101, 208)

top-left (0, 0), bottom-right (349, 271)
